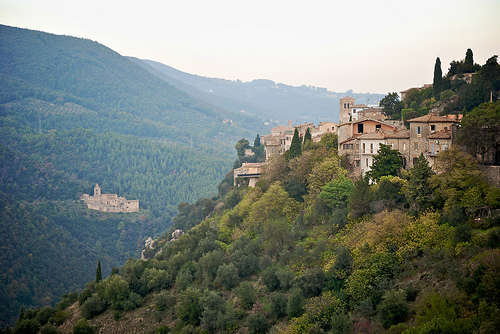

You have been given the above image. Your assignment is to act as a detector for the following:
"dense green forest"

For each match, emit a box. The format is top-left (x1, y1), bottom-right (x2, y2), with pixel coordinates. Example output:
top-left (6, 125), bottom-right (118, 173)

top-left (0, 24), bottom-right (267, 326)
top-left (13, 96), bottom-right (499, 333)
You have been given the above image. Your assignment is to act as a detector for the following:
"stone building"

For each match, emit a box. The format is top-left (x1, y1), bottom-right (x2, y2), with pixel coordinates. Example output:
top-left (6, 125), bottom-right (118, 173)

top-left (358, 129), bottom-right (410, 176)
top-left (234, 162), bottom-right (266, 187)
top-left (337, 96), bottom-right (462, 176)
top-left (407, 114), bottom-right (460, 168)
top-left (81, 184), bottom-right (139, 213)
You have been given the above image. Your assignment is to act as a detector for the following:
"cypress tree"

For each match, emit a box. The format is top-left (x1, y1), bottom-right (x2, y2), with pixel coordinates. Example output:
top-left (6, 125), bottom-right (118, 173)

top-left (288, 128), bottom-right (302, 159)
top-left (254, 134), bottom-right (261, 147)
top-left (96, 260), bottom-right (102, 283)
top-left (303, 128), bottom-right (312, 150)
top-left (465, 48), bottom-right (473, 71)
top-left (433, 57), bottom-right (442, 98)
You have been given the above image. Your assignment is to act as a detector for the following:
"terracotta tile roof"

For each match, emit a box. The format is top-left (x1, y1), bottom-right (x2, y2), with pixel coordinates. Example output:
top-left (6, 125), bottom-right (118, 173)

top-left (357, 131), bottom-right (386, 140)
top-left (407, 114), bottom-right (460, 123)
top-left (339, 137), bottom-right (357, 145)
top-left (384, 129), bottom-right (410, 139)
top-left (428, 129), bottom-right (452, 139)
top-left (357, 129), bottom-right (410, 140)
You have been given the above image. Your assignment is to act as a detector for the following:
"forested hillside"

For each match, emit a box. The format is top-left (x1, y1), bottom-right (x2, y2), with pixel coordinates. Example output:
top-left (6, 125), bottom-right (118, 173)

top-left (133, 58), bottom-right (384, 124)
top-left (0, 24), bottom-right (266, 326)
top-left (18, 106), bottom-right (499, 333)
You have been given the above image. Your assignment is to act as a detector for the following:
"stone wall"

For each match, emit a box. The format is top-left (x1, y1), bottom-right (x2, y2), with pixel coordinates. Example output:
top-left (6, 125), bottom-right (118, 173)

top-left (481, 166), bottom-right (500, 187)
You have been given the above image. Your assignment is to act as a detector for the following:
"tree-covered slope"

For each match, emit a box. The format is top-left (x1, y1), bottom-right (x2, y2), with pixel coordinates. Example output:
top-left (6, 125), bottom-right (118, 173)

top-left (23, 123), bottom-right (499, 334)
top-left (0, 24), bottom-right (266, 326)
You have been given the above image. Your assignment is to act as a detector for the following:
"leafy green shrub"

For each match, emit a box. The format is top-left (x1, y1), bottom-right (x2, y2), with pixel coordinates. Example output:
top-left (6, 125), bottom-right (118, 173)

top-left (156, 326), bottom-right (170, 334)
top-left (122, 292), bottom-right (142, 311)
top-left (40, 324), bottom-right (59, 334)
top-left (247, 313), bottom-right (269, 334)
top-left (50, 310), bottom-right (69, 326)
top-left (200, 291), bottom-right (225, 333)
top-left (80, 295), bottom-right (107, 319)
top-left (175, 265), bottom-right (194, 291)
top-left (276, 267), bottom-right (294, 291)
top-left (330, 313), bottom-right (352, 334)
top-left (405, 285), bottom-right (419, 302)
top-left (262, 267), bottom-right (280, 292)
top-left (214, 263), bottom-right (239, 290)
top-left (287, 288), bottom-right (304, 318)
top-left (235, 282), bottom-right (256, 310)
top-left (294, 268), bottom-right (325, 298)
top-left (35, 307), bottom-right (55, 326)
top-left (154, 291), bottom-right (176, 312)
top-left (378, 290), bottom-right (409, 329)
top-left (14, 319), bottom-right (40, 334)
top-left (73, 319), bottom-right (94, 334)
top-left (55, 292), bottom-right (78, 311)
top-left (269, 292), bottom-right (287, 319)
top-left (176, 287), bottom-right (202, 326)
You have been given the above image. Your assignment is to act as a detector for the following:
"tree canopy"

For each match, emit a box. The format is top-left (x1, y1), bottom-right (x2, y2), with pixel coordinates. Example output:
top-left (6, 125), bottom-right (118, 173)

top-left (367, 144), bottom-right (404, 182)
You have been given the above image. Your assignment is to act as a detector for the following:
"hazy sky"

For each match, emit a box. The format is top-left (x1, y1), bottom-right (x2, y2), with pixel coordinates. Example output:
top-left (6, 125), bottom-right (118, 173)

top-left (1, 0), bottom-right (499, 93)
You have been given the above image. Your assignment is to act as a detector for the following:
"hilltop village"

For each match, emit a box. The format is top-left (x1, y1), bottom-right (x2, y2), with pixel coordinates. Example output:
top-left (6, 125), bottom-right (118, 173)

top-left (234, 93), bottom-right (469, 186)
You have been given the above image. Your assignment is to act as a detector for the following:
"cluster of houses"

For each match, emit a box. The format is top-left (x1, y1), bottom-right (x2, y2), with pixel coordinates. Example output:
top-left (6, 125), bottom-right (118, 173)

top-left (234, 95), bottom-right (463, 186)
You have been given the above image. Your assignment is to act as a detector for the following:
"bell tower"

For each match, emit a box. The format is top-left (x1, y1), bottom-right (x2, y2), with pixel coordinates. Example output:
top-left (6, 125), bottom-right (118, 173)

top-left (94, 184), bottom-right (101, 197)
top-left (339, 97), bottom-right (355, 124)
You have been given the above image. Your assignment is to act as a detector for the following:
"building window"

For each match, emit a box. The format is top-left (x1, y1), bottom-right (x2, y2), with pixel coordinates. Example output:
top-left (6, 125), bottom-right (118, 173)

top-left (414, 142), bottom-right (418, 150)
top-left (362, 143), bottom-right (366, 153)
top-left (366, 158), bottom-right (369, 167)
top-left (417, 126), bottom-right (421, 135)
top-left (430, 124), bottom-right (436, 132)
top-left (358, 123), bottom-right (364, 133)
top-left (376, 124), bottom-right (381, 131)
top-left (370, 143), bottom-right (373, 153)
top-left (355, 160), bottom-right (360, 167)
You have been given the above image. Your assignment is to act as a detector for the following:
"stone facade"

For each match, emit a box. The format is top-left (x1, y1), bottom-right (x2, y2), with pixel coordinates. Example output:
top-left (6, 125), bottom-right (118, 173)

top-left (234, 162), bottom-right (266, 187)
top-left (338, 97), bottom-right (462, 176)
top-left (407, 114), bottom-right (460, 168)
top-left (81, 184), bottom-right (139, 213)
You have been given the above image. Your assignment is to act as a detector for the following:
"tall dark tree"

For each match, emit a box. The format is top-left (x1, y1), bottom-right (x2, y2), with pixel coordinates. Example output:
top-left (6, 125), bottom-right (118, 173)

top-left (433, 57), bottom-right (443, 98)
top-left (403, 154), bottom-right (435, 212)
top-left (464, 48), bottom-right (474, 72)
top-left (254, 134), bottom-right (261, 147)
top-left (367, 144), bottom-right (403, 182)
top-left (96, 260), bottom-right (102, 283)
top-left (288, 128), bottom-right (302, 160)
top-left (303, 128), bottom-right (312, 150)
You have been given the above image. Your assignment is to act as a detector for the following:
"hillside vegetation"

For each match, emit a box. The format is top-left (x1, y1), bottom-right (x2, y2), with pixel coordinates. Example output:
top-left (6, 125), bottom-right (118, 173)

top-left (0, 24), bottom-right (265, 326)
top-left (16, 110), bottom-right (499, 333)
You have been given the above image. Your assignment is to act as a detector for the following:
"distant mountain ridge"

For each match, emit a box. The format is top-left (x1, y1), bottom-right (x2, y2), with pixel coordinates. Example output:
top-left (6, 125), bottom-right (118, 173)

top-left (133, 58), bottom-right (384, 124)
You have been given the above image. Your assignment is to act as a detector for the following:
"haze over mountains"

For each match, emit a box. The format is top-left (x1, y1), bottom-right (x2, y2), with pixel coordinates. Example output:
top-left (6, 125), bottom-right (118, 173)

top-left (135, 58), bottom-right (384, 124)
top-left (0, 23), bottom-right (382, 326)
